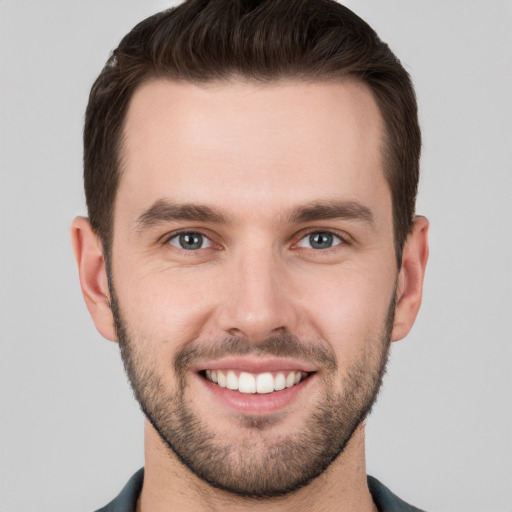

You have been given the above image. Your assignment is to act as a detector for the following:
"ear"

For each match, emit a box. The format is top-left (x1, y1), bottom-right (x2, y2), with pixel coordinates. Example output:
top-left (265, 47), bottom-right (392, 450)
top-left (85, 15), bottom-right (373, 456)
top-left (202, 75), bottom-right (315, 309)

top-left (391, 216), bottom-right (429, 342)
top-left (71, 217), bottom-right (117, 342)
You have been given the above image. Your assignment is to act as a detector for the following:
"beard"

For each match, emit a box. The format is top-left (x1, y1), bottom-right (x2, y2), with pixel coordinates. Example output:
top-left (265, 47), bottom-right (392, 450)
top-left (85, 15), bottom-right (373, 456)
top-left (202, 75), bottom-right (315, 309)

top-left (109, 281), bottom-right (394, 498)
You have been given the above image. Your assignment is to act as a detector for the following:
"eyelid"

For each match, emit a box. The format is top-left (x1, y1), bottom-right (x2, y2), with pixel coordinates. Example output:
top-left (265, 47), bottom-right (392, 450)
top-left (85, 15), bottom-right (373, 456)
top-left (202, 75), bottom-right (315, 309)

top-left (161, 229), bottom-right (218, 250)
top-left (170, 232), bottom-right (212, 250)
top-left (292, 228), bottom-right (350, 249)
top-left (158, 227), bottom-right (351, 251)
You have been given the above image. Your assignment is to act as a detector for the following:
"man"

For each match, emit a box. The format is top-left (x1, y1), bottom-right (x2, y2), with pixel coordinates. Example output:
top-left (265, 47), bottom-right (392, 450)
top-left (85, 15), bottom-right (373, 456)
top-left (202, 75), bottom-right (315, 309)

top-left (71, 0), bottom-right (429, 510)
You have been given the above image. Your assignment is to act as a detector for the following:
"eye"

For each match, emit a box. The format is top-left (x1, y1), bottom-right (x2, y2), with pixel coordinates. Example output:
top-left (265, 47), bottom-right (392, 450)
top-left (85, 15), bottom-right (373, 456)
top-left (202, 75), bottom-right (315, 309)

top-left (296, 231), bottom-right (343, 250)
top-left (168, 232), bottom-right (212, 251)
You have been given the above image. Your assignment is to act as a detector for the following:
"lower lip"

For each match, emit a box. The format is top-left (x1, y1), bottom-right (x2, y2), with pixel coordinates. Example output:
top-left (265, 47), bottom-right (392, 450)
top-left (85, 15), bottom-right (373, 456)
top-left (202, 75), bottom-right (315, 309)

top-left (198, 374), bottom-right (315, 414)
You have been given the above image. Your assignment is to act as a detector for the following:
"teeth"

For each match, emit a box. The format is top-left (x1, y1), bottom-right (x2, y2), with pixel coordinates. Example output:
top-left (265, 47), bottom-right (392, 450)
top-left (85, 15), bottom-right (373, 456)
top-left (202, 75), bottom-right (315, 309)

top-left (239, 372), bottom-right (256, 393)
top-left (226, 370), bottom-right (238, 390)
top-left (217, 370), bottom-right (227, 388)
top-left (256, 372), bottom-right (274, 394)
top-left (285, 372), bottom-right (295, 388)
top-left (205, 370), bottom-right (307, 394)
top-left (274, 373), bottom-right (286, 391)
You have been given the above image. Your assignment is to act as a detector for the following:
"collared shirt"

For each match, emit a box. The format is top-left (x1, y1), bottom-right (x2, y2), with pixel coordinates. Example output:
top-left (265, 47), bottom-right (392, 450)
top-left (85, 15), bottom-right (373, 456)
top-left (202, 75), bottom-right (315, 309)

top-left (95, 468), bottom-right (426, 512)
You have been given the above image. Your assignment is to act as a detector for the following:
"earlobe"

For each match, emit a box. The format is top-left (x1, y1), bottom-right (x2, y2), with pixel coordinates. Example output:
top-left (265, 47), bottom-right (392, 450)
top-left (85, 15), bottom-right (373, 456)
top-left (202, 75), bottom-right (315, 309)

top-left (391, 216), bottom-right (429, 342)
top-left (71, 217), bottom-right (117, 342)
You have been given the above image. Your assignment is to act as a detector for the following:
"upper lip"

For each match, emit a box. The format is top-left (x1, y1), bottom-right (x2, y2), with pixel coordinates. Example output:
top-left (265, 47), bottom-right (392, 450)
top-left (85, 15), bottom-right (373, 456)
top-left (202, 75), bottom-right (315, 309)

top-left (193, 357), bottom-right (318, 374)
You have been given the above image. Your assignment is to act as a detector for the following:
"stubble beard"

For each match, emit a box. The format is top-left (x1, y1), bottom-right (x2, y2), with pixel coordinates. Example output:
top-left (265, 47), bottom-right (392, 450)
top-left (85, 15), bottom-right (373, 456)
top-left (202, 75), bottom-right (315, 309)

top-left (110, 282), bottom-right (394, 498)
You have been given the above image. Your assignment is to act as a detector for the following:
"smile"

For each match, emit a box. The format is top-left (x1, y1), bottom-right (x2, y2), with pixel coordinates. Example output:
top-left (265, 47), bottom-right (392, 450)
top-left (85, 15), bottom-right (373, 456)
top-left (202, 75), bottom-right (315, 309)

top-left (203, 369), bottom-right (309, 394)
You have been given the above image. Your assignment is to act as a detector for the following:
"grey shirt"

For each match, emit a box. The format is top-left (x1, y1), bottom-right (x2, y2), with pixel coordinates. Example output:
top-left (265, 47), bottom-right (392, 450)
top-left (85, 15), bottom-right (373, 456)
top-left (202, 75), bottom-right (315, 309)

top-left (95, 468), bottom-right (426, 512)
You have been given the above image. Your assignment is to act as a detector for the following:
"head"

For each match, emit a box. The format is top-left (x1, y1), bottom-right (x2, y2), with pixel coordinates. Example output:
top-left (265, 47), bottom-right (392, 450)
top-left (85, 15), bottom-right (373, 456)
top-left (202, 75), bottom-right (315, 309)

top-left (74, 0), bottom-right (428, 500)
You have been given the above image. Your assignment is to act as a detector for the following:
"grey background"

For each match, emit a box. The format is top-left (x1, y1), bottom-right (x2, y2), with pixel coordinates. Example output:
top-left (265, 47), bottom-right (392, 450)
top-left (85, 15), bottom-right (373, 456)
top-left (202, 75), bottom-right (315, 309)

top-left (1, 1), bottom-right (511, 511)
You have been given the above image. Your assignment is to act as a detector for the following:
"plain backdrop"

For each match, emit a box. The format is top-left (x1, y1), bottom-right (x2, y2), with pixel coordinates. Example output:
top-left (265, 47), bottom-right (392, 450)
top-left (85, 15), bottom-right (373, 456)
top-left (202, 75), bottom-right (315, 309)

top-left (1, 1), bottom-right (511, 511)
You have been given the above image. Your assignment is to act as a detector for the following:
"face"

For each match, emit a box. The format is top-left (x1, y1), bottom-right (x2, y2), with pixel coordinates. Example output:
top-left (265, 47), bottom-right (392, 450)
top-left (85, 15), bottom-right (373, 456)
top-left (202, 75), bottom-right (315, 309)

top-left (110, 79), bottom-right (398, 497)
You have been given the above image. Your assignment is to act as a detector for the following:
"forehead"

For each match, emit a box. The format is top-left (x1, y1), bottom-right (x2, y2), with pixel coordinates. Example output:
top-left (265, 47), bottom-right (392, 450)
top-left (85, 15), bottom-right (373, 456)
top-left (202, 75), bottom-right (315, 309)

top-left (118, 78), bottom-right (389, 224)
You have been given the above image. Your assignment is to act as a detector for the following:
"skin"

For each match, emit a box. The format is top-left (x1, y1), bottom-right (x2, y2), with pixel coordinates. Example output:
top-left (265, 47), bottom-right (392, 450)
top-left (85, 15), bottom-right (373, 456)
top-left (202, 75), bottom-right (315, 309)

top-left (72, 79), bottom-right (429, 511)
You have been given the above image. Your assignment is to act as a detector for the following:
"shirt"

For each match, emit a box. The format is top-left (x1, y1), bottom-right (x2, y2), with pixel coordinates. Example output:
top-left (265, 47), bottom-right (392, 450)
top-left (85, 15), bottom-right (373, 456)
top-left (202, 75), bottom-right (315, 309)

top-left (95, 468), bottom-right (426, 512)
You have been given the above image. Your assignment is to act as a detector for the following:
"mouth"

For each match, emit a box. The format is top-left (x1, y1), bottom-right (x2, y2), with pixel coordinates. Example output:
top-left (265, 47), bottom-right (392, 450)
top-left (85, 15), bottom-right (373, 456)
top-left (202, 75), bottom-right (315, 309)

top-left (200, 369), bottom-right (311, 394)
top-left (193, 358), bottom-right (318, 414)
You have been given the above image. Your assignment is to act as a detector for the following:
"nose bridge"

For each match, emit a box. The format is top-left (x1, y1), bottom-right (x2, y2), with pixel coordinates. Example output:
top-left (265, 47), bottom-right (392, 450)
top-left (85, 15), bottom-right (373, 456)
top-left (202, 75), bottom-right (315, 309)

top-left (218, 239), bottom-right (298, 342)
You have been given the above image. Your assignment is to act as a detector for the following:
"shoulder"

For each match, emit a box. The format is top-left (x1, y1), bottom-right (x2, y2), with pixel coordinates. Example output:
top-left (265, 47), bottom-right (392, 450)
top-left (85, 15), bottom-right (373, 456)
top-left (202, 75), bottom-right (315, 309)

top-left (94, 468), bottom-right (144, 512)
top-left (367, 476), bottom-right (427, 512)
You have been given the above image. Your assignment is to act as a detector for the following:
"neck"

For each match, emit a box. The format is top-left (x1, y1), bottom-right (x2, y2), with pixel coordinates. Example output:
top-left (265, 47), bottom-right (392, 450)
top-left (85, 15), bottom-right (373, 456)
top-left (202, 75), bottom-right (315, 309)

top-left (138, 421), bottom-right (377, 512)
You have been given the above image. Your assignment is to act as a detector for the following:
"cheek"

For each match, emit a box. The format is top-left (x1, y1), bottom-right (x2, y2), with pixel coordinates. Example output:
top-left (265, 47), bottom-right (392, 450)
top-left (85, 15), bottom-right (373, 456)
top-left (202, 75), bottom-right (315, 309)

top-left (113, 247), bottom-right (397, 357)
top-left (296, 266), bottom-right (396, 350)
top-left (115, 264), bottom-right (219, 346)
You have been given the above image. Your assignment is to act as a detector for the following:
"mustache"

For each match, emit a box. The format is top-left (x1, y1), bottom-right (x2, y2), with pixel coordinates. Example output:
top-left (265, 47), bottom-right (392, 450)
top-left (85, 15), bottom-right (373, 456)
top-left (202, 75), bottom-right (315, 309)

top-left (174, 332), bottom-right (338, 375)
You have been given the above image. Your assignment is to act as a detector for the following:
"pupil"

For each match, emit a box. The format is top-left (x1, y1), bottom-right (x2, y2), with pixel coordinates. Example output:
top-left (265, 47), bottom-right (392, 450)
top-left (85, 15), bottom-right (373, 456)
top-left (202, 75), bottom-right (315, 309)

top-left (310, 233), bottom-right (332, 249)
top-left (180, 233), bottom-right (202, 250)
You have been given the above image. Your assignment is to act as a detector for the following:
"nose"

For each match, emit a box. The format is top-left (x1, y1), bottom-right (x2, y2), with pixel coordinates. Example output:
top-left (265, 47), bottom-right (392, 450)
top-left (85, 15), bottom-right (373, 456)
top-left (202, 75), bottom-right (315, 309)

top-left (215, 245), bottom-right (300, 344)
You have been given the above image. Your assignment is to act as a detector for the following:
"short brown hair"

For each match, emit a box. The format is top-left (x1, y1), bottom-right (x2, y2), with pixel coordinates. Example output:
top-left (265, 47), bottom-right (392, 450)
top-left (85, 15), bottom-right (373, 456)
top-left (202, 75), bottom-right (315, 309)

top-left (84, 0), bottom-right (420, 265)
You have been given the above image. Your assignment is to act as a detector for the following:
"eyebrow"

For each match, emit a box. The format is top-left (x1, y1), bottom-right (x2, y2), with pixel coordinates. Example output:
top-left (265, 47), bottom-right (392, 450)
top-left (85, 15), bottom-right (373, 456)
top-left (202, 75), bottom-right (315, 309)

top-left (136, 199), bottom-right (232, 230)
top-left (135, 198), bottom-right (374, 231)
top-left (288, 200), bottom-right (374, 225)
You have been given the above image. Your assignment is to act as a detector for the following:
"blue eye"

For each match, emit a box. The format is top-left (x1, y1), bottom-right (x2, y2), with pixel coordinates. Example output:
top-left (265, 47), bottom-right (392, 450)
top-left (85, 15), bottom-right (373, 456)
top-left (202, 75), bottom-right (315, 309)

top-left (297, 232), bottom-right (342, 250)
top-left (168, 232), bottom-right (212, 250)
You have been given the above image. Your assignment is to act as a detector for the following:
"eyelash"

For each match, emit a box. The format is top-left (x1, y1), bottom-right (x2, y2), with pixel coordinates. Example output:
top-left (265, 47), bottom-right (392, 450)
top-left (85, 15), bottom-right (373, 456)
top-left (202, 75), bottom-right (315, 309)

top-left (162, 229), bottom-right (350, 253)
top-left (163, 230), bottom-right (217, 253)
top-left (294, 230), bottom-right (347, 251)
